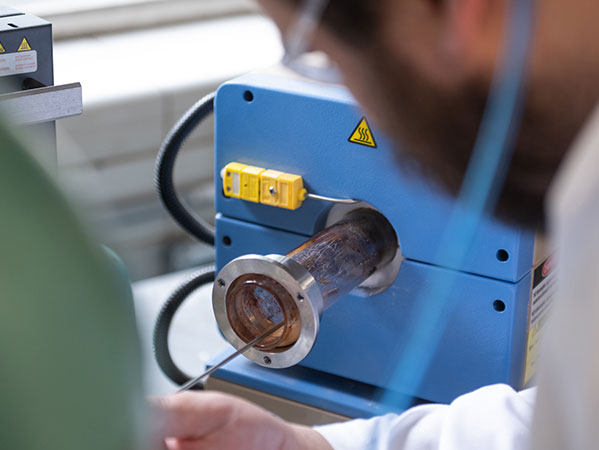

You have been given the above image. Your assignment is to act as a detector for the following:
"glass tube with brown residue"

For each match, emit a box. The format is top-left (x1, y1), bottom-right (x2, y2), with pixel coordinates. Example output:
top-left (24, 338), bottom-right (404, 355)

top-left (287, 208), bottom-right (398, 310)
top-left (225, 208), bottom-right (398, 351)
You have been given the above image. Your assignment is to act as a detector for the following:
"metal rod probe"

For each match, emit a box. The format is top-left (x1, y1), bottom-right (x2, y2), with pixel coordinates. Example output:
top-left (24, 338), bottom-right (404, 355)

top-left (177, 321), bottom-right (285, 392)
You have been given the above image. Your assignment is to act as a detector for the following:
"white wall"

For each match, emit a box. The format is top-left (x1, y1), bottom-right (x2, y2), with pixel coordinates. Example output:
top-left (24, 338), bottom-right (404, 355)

top-left (54, 15), bottom-right (283, 280)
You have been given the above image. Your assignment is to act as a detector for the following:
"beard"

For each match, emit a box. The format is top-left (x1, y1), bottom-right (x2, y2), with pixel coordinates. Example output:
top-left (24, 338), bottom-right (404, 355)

top-left (362, 43), bottom-right (598, 232)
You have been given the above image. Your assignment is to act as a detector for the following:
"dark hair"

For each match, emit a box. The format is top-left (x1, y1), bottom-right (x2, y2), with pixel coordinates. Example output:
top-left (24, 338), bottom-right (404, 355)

top-left (285, 0), bottom-right (379, 44)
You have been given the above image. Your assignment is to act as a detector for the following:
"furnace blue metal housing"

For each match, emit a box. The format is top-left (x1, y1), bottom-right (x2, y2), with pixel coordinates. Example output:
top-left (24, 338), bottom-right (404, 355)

top-left (211, 72), bottom-right (536, 417)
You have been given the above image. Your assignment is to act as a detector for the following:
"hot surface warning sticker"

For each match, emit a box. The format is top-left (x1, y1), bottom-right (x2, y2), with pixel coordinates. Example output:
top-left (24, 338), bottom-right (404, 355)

top-left (0, 50), bottom-right (37, 77)
top-left (523, 256), bottom-right (557, 386)
top-left (18, 38), bottom-right (32, 52)
top-left (349, 117), bottom-right (377, 148)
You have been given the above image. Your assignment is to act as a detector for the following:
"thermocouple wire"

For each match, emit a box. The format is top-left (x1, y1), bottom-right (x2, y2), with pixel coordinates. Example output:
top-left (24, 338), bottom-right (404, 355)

top-left (178, 321), bottom-right (286, 393)
top-left (305, 193), bottom-right (359, 204)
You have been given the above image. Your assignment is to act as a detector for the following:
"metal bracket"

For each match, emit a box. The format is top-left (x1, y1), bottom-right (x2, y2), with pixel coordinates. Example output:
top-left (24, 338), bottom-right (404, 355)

top-left (0, 82), bottom-right (83, 126)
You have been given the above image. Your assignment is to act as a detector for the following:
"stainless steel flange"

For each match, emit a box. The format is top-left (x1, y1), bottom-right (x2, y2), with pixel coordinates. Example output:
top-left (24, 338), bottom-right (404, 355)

top-left (212, 254), bottom-right (324, 369)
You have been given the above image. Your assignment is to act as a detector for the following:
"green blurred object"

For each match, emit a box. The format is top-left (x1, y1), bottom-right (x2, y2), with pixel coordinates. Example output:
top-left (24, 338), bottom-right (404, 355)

top-left (0, 123), bottom-right (144, 448)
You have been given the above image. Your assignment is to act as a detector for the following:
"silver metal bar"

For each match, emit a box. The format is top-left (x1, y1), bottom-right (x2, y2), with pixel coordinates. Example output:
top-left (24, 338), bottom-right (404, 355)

top-left (178, 321), bottom-right (286, 393)
top-left (0, 82), bottom-right (83, 126)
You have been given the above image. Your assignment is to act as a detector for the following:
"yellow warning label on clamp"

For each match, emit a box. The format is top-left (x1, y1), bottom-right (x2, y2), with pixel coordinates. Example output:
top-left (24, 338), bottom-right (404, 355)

top-left (0, 42), bottom-right (5, 54)
top-left (349, 117), bottom-right (377, 148)
top-left (18, 37), bottom-right (32, 52)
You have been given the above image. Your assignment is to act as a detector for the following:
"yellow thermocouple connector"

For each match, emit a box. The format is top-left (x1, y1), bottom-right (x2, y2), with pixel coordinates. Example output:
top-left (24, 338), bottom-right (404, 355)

top-left (261, 170), bottom-right (307, 210)
top-left (222, 162), bottom-right (357, 210)
top-left (222, 162), bottom-right (265, 203)
top-left (222, 162), bottom-right (307, 210)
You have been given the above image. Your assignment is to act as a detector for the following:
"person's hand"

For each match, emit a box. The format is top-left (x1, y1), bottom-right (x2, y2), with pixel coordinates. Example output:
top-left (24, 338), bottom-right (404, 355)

top-left (150, 391), bottom-right (333, 450)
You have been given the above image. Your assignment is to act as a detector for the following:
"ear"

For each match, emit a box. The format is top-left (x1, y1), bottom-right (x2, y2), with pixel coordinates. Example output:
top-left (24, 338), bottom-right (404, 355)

top-left (442, 0), bottom-right (505, 72)
top-left (379, 0), bottom-right (502, 84)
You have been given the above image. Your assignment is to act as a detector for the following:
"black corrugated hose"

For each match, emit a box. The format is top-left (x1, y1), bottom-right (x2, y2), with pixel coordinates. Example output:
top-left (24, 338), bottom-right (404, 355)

top-left (155, 92), bottom-right (217, 246)
top-left (153, 92), bottom-right (219, 387)
top-left (153, 266), bottom-right (215, 387)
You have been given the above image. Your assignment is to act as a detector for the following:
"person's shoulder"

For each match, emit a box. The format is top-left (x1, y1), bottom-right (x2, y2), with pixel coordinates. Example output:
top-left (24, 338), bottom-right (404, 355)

top-left (548, 104), bottom-right (599, 224)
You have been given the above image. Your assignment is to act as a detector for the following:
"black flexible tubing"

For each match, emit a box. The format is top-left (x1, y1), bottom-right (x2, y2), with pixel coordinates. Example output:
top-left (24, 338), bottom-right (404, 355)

top-left (155, 92), bottom-right (217, 245)
top-left (153, 266), bottom-right (216, 387)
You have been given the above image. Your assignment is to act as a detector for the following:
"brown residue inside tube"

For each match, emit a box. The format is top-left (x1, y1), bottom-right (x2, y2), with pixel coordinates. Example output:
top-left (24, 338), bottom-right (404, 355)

top-left (226, 274), bottom-right (301, 352)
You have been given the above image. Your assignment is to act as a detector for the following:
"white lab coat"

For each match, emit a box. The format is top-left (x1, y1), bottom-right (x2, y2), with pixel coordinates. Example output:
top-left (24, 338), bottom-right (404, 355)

top-left (315, 106), bottom-right (599, 450)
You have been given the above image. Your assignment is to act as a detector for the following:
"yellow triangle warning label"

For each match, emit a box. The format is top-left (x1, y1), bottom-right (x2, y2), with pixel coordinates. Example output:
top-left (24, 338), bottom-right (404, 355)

top-left (17, 38), bottom-right (32, 52)
top-left (348, 117), bottom-right (377, 148)
top-left (0, 42), bottom-right (5, 53)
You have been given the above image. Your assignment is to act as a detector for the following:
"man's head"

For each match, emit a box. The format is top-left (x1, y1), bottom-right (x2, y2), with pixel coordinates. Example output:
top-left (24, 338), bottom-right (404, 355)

top-left (259, 0), bottom-right (599, 230)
